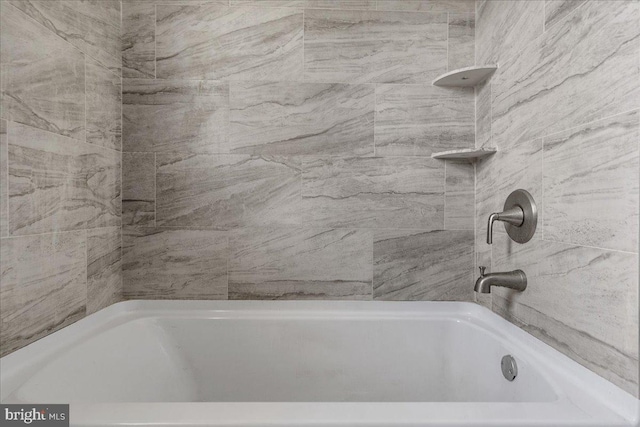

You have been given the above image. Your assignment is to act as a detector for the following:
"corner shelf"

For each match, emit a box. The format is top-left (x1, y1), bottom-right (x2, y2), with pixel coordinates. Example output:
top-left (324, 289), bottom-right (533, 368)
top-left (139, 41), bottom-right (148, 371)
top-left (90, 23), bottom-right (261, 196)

top-left (432, 65), bottom-right (497, 87)
top-left (431, 148), bottom-right (497, 161)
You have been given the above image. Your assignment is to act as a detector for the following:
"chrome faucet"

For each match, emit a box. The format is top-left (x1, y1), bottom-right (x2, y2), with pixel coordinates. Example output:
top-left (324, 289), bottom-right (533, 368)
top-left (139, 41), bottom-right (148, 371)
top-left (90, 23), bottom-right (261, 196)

top-left (474, 266), bottom-right (527, 294)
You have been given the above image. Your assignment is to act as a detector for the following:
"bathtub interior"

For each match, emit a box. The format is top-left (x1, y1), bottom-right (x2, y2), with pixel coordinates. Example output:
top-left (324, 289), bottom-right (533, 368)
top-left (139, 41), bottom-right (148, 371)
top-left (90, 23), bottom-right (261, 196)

top-left (3, 310), bottom-right (558, 404)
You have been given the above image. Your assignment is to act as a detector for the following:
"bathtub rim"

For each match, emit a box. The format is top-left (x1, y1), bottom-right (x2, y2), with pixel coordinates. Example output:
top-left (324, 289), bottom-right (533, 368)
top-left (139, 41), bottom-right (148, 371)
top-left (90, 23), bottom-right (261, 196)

top-left (1, 300), bottom-right (638, 426)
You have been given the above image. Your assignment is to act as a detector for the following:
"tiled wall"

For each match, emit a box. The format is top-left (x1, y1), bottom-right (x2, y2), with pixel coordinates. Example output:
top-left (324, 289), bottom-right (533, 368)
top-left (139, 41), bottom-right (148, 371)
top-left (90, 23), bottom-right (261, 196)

top-left (121, 0), bottom-right (477, 301)
top-left (474, 0), bottom-right (640, 397)
top-left (0, 1), bottom-right (123, 357)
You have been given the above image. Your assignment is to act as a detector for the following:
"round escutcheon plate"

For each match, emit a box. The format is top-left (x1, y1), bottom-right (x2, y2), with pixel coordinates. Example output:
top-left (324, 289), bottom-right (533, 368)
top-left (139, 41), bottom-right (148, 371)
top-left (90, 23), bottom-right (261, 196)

top-left (503, 189), bottom-right (537, 244)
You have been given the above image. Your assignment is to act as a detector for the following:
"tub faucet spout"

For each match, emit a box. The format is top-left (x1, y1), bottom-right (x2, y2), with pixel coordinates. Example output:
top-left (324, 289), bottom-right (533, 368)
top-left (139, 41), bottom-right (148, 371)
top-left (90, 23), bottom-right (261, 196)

top-left (474, 266), bottom-right (527, 294)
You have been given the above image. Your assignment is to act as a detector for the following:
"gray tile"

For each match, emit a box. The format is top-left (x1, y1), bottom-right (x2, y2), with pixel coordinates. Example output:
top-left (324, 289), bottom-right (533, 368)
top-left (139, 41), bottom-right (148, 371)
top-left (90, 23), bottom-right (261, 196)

top-left (87, 227), bottom-right (122, 314)
top-left (157, 153), bottom-right (301, 228)
top-left (544, 0), bottom-right (586, 31)
top-left (375, 84), bottom-right (474, 156)
top-left (474, 230), bottom-right (491, 309)
top-left (543, 111), bottom-right (639, 253)
top-left (123, 79), bottom-right (229, 153)
top-left (86, 59), bottom-right (122, 151)
top-left (156, 4), bottom-right (304, 81)
top-left (304, 9), bottom-right (447, 83)
top-left (373, 229), bottom-right (474, 301)
top-left (0, 231), bottom-right (87, 357)
top-left (492, 233), bottom-right (639, 396)
top-left (229, 227), bottom-right (372, 299)
top-left (491, 1), bottom-right (640, 146)
top-left (447, 13), bottom-right (475, 71)
top-left (8, 123), bottom-right (121, 236)
top-left (123, 152), bottom-right (156, 226)
top-left (123, 227), bottom-right (228, 300)
top-left (1, 3), bottom-right (85, 141)
top-left (228, 81), bottom-right (374, 156)
top-left (230, 0), bottom-right (376, 8)
top-left (475, 138), bottom-right (542, 233)
top-left (9, 0), bottom-right (121, 75)
top-left (475, 79), bottom-right (491, 148)
top-left (475, 0), bottom-right (543, 66)
top-left (376, 0), bottom-right (474, 13)
top-left (122, 2), bottom-right (156, 79)
top-left (0, 120), bottom-right (7, 238)
top-left (445, 160), bottom-right (474, 230)
top-left (301, 156), bottom-right (444, 229)
top-left (123, 0), bottom-right (229, 4)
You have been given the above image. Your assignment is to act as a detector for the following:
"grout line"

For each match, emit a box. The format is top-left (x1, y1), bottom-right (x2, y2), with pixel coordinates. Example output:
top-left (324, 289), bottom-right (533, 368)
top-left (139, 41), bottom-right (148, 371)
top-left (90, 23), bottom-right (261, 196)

top-left (443, 160), bottom-right (447, 230)
top-left (541, 134), bottom-right (544, 241)
top-left (537, 108), bottom-right (640, 142)
top-left (4, 120), bottom-right (9, 239)
top-left (154, 3), bottom-right (157, 80)
top-left (538, 237), bottom-right (640, 256)
top-left (446, 12), bottom-right (450, 72)
top-left (120, 0), bottom-right (125, 302)
top-left (7, 120), bottom-right (123, 155)
top-left (302, 9), bottom-right (305, 81)
top-left (154, 152), bottom-right (157, 227)
top-left (1, 225), bottom-right (122, 241)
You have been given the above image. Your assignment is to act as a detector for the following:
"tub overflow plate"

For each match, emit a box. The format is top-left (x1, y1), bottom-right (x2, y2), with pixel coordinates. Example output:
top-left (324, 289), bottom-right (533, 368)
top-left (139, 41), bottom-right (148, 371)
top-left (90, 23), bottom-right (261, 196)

top-left (501, 355), bottom-right (518, 381)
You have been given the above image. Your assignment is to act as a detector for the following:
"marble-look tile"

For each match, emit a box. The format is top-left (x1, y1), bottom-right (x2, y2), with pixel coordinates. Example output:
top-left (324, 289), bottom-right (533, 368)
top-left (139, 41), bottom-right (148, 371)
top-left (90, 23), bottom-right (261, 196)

top-left (87, 227), bottom-right (122, 314)
top-left (156, 4), bottom-right (303, 81)
top-left (491, 1), bottom-right (640, 146)
top-left (86, 59), bottom-right (122, 151)
top-left (228, 81), bottom-right (374, 156)
top-left (123, 152), bottom-right (155, 226)
top-left (0, 231), bottom-right (86, 357)
top-left (8, 123), bottom-right (121, 235)
top-left (475, 292), bottom-right (492, 310)
top-left (228, 227), bottom-right (372, 299)
top-left (123, 79), bottom-right (229, 153)
top-left (123, 227), bottom-right (228, 300)
top-left (475, 138), bottom-right (542, 232)
top-left (375, 84), bottom-right (474, 156)
top-left (475, 79), bottom-right (491, 148)
top-left (544, 0), bottom-right (587, 31)
top-left (122, 2), bottom-right (155, 79)
top-left (1, 3), bottom-right (85, 140)
top-left (376, 0), bottom-right (474, 13)
top-left (301, 156), bottom-right (444, 229)
top-left (492, 233), bottom-right (639, 396)
top-left (123, 0), bottom-right (228, 4)
top-left (475, 0), bottom-right (543, 66)
top-left (230, 0), bottom-right (376, 9)
top-left (10, 0), bottom-right (121, 75)
top-left (445, 160), bottom-right (474, 230)
top-left (475, 229), bottom-right (491, 273)
top-left (474, 230), bottom-right (491, 309)
top-left (543, 111), bottom-right (639, 253)
top-left (304, 9), bottom-right (447, 84)
top-left (1, 120), bottom-right (7, 237)
top-left (373, 229), bottom-right (474, 301)
top-left (447, 13), bottom-right (475, 71)
top-left (157, 153), bottom-right (301, 229)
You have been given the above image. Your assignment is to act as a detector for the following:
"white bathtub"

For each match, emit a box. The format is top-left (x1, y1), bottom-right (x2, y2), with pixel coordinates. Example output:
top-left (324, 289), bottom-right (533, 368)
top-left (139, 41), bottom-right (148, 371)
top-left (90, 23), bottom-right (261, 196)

top-left (1, 301), bottom-right (638, 427)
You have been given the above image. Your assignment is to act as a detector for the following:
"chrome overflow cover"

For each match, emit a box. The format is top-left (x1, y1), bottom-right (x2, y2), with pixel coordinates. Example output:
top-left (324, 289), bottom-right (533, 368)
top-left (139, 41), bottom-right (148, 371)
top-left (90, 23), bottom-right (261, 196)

top-left (501, 355), bottom-right (518, 381)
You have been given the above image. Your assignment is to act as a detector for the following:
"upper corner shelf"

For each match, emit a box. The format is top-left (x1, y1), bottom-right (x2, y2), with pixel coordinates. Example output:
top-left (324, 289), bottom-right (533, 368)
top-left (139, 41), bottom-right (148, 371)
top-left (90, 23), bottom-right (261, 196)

top-left (432, 65), bottom-right (497, 87)
top-left (431, 148), bottom-right (497, 161)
